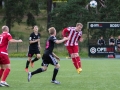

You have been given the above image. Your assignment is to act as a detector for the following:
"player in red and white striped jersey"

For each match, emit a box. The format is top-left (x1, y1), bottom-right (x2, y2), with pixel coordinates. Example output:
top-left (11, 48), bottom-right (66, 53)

top-left (62, 23), bottom-right (83, 74)
top-left (0, 26), bottom-right (22, 87)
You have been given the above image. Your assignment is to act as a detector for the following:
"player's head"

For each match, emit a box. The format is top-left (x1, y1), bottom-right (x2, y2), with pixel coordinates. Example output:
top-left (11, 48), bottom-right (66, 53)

top-left (110, 35), bottom-right (113, 38)
top-left (2, 25), bottom-right (9, 32)
top-left (33, 25), bottom-right (38, 32)
top-left (48, 27), bottom-right (56, 36)
top-left (100, 36), bottom-right (103, 39)
top-left (118, 36), bottom-right (120, 39)
top-left (75, 23), bottom-right (83, 31)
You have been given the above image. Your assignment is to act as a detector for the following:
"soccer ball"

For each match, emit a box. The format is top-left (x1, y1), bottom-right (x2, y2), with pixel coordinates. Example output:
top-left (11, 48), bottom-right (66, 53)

top-left (90, 0), bottom-right (97, 8)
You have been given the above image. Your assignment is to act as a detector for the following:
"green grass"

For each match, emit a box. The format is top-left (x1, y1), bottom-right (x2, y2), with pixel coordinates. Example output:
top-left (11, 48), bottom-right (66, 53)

top-left (1, 58), bottom-right (120, 90)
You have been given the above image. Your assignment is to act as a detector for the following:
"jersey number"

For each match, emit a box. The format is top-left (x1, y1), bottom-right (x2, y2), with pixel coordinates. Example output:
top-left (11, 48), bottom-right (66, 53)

top-left (0, 37), bottom-right (3, 44)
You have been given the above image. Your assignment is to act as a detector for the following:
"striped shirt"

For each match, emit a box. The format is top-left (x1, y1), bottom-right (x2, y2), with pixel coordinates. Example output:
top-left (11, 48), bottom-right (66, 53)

top-left (62, 27), bottom-right (82, 46)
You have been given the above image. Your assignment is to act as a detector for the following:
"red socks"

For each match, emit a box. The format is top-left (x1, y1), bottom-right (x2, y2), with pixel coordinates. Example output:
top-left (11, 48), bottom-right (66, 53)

top-left (0, 69), bottom-right (4, 78)
top-left (76, 56), bottom-right (81, 68)
top-left (72, 56), bottom-right (81, 69)
top-left (1, 68), bottom-right (10, 81)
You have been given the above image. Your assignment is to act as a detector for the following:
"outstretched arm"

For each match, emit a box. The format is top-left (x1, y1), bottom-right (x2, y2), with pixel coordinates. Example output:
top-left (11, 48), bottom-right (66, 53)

top-left (55, 37), bottom-right (69, 44)
top-left (9, 39), bottom-right (22, 43)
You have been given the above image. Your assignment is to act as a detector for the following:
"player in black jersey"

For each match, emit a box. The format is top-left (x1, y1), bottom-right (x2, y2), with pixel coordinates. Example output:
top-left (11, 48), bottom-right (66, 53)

top-left (116, 36), bottom-right (120, 51)
top-left (27, 27), bottom-right (69, 84)
top-left (109, 36), bottom-right (115, 46)
top-left (25, 25), bottom-right (41, 72)
top-left (97, 36), bottom-right (105, 46)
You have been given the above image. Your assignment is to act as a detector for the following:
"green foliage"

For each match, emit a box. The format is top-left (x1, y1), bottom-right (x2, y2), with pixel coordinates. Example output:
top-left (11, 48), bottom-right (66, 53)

top-left (49, 0), bottom-right (120, 39)
top-left (27, 12), bottom-right (36, 26)
top-left (9, 52), bottom-right (27, 57)
top-left (50, 0), bottom-right (89, 31)
top-left (3, 0), bottom-right (47, 31)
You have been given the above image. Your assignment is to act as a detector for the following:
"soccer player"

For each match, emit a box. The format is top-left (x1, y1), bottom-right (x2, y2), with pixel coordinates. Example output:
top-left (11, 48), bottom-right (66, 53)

top-left (62, 23), bottom-right (83, 74)
top-left (0, 25), bottom-right (22, 87)
top-left (109, 36), bottom-right (115, 46)
top-left (97, 36), bottom-right (105, 46)
top-left (25, 25), bottom-right (41, 72)
top-left (28, 27), bottom-right (69, 84)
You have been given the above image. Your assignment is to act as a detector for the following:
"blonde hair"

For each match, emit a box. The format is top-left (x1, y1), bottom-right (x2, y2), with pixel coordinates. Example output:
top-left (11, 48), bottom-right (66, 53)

top-left (48, 27), bottom-right (56, 35)
top-left (76, 23), bottom-right (83, 27)
top-left (2, 25), bottom-right (8, 31)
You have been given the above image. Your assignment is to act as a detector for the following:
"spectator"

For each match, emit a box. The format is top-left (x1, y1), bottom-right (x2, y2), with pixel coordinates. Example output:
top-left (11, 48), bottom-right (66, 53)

top-left (109, 35), bottom-right (115, 46)
top-left (116, 35), bottom-right (120, 51)
top-left (97, 36), bottom-right (105, 46)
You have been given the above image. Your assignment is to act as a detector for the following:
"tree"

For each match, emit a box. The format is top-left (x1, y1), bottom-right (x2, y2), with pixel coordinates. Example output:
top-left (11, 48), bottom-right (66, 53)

top-left (3, 0), bottom-right (46, 32)
top-left (49, 0), bottom-right (120, 39)
top-left (49, 0), bottom-right (90, 32)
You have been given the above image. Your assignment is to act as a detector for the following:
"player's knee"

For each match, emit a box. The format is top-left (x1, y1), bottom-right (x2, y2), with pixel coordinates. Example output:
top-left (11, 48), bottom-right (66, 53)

top-left (37, 57), bottom-right (40, 59)
top-left (37, 54), bottom-right (41, 59)
top-left (71, 53), bottom-right (79, 58)
top-left (43, 68), bottom-right (47, 71)
top-left (56, 64), bottom-right (60, 68)
top-left (28, 58), bottom-right (32, 61)
top-left (42, 67), bottom-right (47, 71)
top-left (2, 64), bottom-right (11, 69)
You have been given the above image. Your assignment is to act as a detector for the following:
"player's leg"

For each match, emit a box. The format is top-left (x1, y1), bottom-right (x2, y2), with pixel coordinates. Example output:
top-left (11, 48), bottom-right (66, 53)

top-left (28, 54), bottom-right (48, 82)
top-left (0, 65), bottom-right (5, 87)
top-left (67, 46), bottom-right (82, 74)
top-left (51, 64), bottom-right (60, 84)
top-left (49, 54), bottom-right (60, 84)
top-left (25, 56), bottom-right (32, 72)
top-left (28, 65), bottom-right (47, 82)
top-left (0, 64), bottom-right (10, 82)
top-left (0, 65), bottom-right (4, 79)
top-left (0, 54), bottom-right (10, 86)
top-left (30, 50), bottom-right (41, 68)
top-left (66, 46), bottom-right (79, 69)
top-left (72, 46), bottom-right (82, 74)
top-left (71, 53), bottom-right (82, 74)
top-left (31, 54), bottom-right (41, 68)
top-left (25, 52), bottom-right (33, 72)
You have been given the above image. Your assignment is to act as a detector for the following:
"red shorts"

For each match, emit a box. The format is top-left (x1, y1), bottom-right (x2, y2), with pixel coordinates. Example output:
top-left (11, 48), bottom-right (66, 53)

top-left (0, 53), bottom-right (10, 64)
top-left (66, 46), bottom-right (79, 54)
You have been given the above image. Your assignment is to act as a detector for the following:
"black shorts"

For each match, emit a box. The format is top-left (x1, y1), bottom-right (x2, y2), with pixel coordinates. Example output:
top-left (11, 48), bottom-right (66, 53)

top-left (28, 49), bottom-right (40, 57)
top-left (41, 53), bottom-right (58, 67)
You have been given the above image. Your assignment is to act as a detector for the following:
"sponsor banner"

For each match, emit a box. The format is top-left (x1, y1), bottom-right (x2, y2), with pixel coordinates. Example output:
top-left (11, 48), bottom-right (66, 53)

top-left (89, 45), bottom-right (115, 55)
top-left (87, 22), bottom-right (120, 29)
top-left (53, 0), bottom-right (67, 2)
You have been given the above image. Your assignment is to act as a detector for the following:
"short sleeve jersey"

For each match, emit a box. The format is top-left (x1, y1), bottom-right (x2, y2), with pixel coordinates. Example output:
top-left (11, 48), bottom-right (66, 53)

top-left (109, 38), bottom-right (115, 44)
top-left (0, 32), bottom-right (12, 53)
top-left (44, 36), bottom-right (57, 54)
top-left (29, 32), bottom-right (40, 50)
top-left (62, 27), bottom-right (82, 46)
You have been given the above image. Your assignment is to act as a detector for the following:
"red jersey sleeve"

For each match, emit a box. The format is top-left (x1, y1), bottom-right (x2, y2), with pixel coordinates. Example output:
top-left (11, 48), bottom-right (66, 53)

top-left (7, 33), bottom-right (12, 41)
top-left (62, 28), bottom-right (69, 37)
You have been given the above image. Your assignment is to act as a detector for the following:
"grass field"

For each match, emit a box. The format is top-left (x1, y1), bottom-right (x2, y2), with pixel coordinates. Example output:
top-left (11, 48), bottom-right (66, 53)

top-left (1, 58), bottom-right (120, 90)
